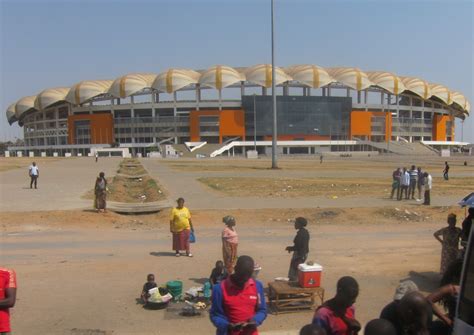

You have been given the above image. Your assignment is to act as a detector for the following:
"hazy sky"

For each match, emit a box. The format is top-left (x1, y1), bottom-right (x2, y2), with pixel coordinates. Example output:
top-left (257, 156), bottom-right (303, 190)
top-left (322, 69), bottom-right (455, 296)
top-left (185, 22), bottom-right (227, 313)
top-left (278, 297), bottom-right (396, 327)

top-left (1, 0), bottom-right (473, 142)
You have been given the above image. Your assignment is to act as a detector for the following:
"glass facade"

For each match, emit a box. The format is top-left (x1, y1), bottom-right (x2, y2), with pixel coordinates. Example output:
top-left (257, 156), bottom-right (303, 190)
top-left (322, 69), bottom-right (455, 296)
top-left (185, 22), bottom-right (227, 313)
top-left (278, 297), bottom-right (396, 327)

top-left (242, 95), bottom-right (352, 138)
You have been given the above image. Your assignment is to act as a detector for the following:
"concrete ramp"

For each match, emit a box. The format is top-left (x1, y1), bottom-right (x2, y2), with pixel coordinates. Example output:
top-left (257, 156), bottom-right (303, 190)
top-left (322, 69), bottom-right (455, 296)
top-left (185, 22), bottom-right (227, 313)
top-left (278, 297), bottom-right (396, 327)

top-left (107, 200), bottom-right (172, 214)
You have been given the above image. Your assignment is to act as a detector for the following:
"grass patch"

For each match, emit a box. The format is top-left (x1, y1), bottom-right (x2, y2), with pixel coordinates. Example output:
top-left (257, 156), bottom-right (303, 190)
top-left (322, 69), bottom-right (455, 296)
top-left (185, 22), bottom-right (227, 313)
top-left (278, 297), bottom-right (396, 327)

top-left (198, 176), bottom-right (472, 198)
top-left (83, 159), bottom-right (166, 203)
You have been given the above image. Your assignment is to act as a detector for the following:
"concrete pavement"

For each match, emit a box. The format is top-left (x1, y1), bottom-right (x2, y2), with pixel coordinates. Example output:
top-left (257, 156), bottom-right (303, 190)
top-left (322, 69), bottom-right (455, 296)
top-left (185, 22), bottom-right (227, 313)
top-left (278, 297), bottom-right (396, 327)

top-left (0, 157), bottom-right (120, 212)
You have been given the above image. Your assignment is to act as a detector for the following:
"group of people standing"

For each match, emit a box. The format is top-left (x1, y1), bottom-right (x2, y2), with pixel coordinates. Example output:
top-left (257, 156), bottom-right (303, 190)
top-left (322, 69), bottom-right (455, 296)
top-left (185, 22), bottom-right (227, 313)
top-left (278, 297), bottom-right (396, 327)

top-left (390, 165), bottom-right (432, 205)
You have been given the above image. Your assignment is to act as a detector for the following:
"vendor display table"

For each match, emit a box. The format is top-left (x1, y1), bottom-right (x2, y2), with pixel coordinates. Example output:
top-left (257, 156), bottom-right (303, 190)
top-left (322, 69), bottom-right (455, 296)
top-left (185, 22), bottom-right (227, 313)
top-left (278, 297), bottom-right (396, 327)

top-left (268, 281), bottom-right (325, 314)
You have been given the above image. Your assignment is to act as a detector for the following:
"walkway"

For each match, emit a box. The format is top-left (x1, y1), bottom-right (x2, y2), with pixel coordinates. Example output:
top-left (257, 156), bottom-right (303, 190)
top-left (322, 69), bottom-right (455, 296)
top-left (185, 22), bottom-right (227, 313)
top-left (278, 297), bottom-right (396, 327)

top-left (0, 157), bottom-right (120, 212)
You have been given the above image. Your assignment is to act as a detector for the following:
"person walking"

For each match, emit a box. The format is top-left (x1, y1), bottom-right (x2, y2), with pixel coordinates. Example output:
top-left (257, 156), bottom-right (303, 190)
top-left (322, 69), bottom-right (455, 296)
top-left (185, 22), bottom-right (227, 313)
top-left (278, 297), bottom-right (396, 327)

top-left (408, 165), bottom-right (418, 200)
top-left (416, 167), bottom-right (423, 201)
top-left (443, 161), bottom-right (450, 180)
top-left (94, 172), bottom-right (107, 213)
top-left (390, 168), bottom-right (401, 199)
top-left (222, 215), bottom-right (239, 274)
top-left (422, 172), bottom-right (432, 205)
top-left (29, 161), bottom-right (39, 189)
top-left (434, 213), bottom-right (461, 275)
top-left (398, 168), bottom-right (410, 200)
top-left (0, 267), bottom-right (17, 335)
top-left (169, 197), bottom-right (193, 257)
top-left (210, 255), bottom-right (267, 335)
top-left (286, 217), bottom-right (310, 281)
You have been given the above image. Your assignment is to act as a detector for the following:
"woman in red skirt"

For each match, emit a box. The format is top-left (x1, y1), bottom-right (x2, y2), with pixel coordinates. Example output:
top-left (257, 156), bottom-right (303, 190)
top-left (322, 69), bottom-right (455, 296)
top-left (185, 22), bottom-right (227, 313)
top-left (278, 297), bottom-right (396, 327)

top-left (169, 198), bottom-right (193, 257)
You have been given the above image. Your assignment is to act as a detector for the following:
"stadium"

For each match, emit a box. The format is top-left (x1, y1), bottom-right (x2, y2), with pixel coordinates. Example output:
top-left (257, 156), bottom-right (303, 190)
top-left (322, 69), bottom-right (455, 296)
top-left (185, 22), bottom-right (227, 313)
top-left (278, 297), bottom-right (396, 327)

top-left (5, 64), bottom-right (471, 157)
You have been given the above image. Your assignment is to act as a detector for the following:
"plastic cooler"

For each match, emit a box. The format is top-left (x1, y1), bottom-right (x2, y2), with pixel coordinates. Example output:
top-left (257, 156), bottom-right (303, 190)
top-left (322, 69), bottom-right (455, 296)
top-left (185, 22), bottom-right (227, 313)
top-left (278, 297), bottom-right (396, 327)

top-left (298, 263), bottom-right (323, 288)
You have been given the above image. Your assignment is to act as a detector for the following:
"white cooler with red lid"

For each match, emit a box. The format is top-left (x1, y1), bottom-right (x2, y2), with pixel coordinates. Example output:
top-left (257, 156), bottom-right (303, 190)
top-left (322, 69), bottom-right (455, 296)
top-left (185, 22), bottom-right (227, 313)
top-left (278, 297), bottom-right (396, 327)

top-left (298, 263), bottom-right (323, 288)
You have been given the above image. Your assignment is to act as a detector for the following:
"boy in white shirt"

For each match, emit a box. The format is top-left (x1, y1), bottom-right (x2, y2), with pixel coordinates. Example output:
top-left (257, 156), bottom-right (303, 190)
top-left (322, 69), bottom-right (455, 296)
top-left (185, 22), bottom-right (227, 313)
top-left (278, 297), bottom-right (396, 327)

top-left (29, 162), bottom-right (39, 189)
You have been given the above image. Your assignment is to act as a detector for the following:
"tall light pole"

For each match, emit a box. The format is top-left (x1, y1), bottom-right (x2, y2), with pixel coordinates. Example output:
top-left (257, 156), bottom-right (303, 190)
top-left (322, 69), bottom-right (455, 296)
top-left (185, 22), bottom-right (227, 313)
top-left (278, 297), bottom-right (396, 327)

top-left (253, 94), bottom-right (257, 151)
top-left (271, 0), bottom-right (278, 169)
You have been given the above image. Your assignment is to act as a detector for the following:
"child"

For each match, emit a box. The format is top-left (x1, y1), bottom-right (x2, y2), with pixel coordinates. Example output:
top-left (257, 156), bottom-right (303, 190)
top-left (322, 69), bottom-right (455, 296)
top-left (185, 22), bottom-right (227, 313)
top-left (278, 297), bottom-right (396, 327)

top-left (209, 260), bottom-right (228, 286)
top-left (141, 274), bottom-right (157, 303)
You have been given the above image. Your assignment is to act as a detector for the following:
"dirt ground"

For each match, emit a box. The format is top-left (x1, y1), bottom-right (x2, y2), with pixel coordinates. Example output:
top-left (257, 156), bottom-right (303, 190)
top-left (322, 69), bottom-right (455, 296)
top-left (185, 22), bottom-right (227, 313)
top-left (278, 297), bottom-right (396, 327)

top-left (0, 205), bottom-right (468, 335)
top-left (0, 157), bottom-right (62, 172)
top-left (1, 155), bottom-right (473, 334)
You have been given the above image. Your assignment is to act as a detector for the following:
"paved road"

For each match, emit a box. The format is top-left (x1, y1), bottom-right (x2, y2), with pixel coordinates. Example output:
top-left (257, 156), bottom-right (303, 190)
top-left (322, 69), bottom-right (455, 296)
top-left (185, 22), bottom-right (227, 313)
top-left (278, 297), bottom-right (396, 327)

top-left (0, 158), bottom-right (120, 212)
top-left (141, 158), bottom-right (464, 210)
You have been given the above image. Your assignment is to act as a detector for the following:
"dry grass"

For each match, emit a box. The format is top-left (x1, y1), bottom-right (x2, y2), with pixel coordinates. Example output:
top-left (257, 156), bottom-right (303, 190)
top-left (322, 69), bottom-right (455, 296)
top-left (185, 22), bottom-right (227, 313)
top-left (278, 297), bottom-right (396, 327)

top-left (0, 157), bottom-right (63, 172)
top-left (84, 159), bottom-right (166, 203)
top-left (198, 176), bottom-right (473, 198)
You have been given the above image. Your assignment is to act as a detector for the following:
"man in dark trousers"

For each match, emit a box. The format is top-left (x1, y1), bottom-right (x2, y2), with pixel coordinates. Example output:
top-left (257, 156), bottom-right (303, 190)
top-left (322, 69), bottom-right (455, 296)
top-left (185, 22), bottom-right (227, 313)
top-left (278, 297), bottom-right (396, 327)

top-left (28, 161), bottom-right (39, 189)
top-left (210, 255), bottom-right (267, 335)
top-left (443, 161), bottom-right (450, 180)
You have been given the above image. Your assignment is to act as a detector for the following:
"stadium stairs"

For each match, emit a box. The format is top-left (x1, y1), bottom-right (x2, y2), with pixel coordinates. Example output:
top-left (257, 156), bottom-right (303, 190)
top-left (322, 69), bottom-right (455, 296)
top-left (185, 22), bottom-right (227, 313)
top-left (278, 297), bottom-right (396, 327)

top-left (359, 140), bottom-right (438, 156)
top-left (171, 143), bottom-right (227, 158)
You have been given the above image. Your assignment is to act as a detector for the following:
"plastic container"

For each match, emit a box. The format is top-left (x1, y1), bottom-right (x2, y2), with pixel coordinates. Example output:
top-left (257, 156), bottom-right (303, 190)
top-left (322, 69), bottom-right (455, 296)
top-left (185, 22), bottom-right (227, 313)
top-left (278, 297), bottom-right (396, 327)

top-left (167, 280), bottom-right (183, 301)
top-left (298, 263), bottom-right (323, 288)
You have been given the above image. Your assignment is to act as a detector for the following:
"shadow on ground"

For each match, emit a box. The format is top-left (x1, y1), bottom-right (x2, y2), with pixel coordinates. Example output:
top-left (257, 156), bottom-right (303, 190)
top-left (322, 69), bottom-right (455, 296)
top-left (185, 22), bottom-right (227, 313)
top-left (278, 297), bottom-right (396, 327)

top-left (149, 251), bottom-right (177, 257)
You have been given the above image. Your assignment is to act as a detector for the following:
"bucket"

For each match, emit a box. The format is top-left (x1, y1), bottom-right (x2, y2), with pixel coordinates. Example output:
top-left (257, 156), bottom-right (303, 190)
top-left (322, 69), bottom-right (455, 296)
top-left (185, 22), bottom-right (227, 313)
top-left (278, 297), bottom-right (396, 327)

top-left (167, 280), bottom-right (183, 301)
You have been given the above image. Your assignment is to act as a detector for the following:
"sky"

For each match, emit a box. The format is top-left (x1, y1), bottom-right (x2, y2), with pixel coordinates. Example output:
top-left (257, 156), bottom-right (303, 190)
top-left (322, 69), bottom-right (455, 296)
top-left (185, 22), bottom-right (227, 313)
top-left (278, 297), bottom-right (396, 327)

top-left (1, 0), bottom-right (473, 142)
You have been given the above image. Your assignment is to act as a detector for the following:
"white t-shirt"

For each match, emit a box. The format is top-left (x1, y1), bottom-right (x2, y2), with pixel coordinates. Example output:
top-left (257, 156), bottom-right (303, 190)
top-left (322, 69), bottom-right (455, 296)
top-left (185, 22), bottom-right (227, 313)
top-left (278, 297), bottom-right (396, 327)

top-left (29, 165), bottom-right (39, 176)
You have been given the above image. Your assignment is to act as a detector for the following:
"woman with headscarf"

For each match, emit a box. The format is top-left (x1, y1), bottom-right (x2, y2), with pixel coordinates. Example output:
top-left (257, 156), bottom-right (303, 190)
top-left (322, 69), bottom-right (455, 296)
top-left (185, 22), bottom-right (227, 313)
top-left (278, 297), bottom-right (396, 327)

top-left (222, 215), bottom-right (238, 274)
top-left (286, 217), bottom-right (310, 281)
top-left (94, 172), bottom-right (107, 213)
top-left (170, 197), bottom-right (193, 257)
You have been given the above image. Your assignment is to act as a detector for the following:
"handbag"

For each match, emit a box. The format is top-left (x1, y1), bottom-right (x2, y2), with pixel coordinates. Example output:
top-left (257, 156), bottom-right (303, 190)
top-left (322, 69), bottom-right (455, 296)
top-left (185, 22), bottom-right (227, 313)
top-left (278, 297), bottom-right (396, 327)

top-left (189, 230), bottom-right (196, 243)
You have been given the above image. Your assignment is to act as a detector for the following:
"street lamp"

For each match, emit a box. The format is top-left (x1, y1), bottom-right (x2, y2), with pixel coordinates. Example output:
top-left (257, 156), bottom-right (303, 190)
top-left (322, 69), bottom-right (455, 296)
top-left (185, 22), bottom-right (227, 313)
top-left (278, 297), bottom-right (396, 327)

top-left (253, 94), bottom-right (257, 151)
top-left (271, 0), bottom-right (278, 169)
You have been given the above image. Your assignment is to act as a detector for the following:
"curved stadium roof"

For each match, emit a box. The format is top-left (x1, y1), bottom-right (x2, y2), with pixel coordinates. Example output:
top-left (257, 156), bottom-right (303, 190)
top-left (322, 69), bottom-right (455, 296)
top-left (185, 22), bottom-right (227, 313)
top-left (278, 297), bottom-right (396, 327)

top-left (6, 64), bottom-right (470, 125)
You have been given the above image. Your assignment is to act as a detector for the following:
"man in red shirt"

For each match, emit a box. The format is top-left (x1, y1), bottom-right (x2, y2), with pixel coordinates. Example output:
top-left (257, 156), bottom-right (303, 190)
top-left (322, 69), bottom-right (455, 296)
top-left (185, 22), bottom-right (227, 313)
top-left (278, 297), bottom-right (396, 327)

top-left (0, 267), bottom-right (17, 335)
top-left (210, 255), bottom-right (267, 335)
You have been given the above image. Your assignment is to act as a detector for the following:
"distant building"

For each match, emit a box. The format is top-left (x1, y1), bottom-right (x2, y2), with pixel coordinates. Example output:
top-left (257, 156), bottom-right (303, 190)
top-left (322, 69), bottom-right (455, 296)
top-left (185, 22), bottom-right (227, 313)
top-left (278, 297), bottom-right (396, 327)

top-left (5, 65), bottom-right (470, 156)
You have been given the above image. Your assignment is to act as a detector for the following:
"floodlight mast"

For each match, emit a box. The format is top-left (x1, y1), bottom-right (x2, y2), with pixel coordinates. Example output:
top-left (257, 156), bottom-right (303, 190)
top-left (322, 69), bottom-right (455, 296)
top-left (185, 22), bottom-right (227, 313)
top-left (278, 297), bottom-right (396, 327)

top-left (271, 0), bottom-right (278, 169)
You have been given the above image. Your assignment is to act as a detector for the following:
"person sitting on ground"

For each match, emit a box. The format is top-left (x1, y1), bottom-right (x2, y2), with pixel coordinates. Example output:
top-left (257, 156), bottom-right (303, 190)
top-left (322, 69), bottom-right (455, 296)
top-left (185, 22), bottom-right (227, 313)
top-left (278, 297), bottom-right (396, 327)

top-left (210, 260), bottom-right (228, 286)
top-left (380, 280), bottom-right (419, 335)
top-left (364, 319), bottom-right (396, 335)
top-left (313, 276), bottom-right (361, 335)
top-left (427, 259), bottom-right (463, 335)
top-left (300, 323), bottom-right (327, 335)
top-left (433, 213), bottom-right (461, 275)
top-left (141, 273), bottom-right (157, 303)
top-left (210, 255), bottom-right (267, 335)
top-left (286, 217), bottom-right (310, 281)
top-left (399, 292), bottom-right (432, 335)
